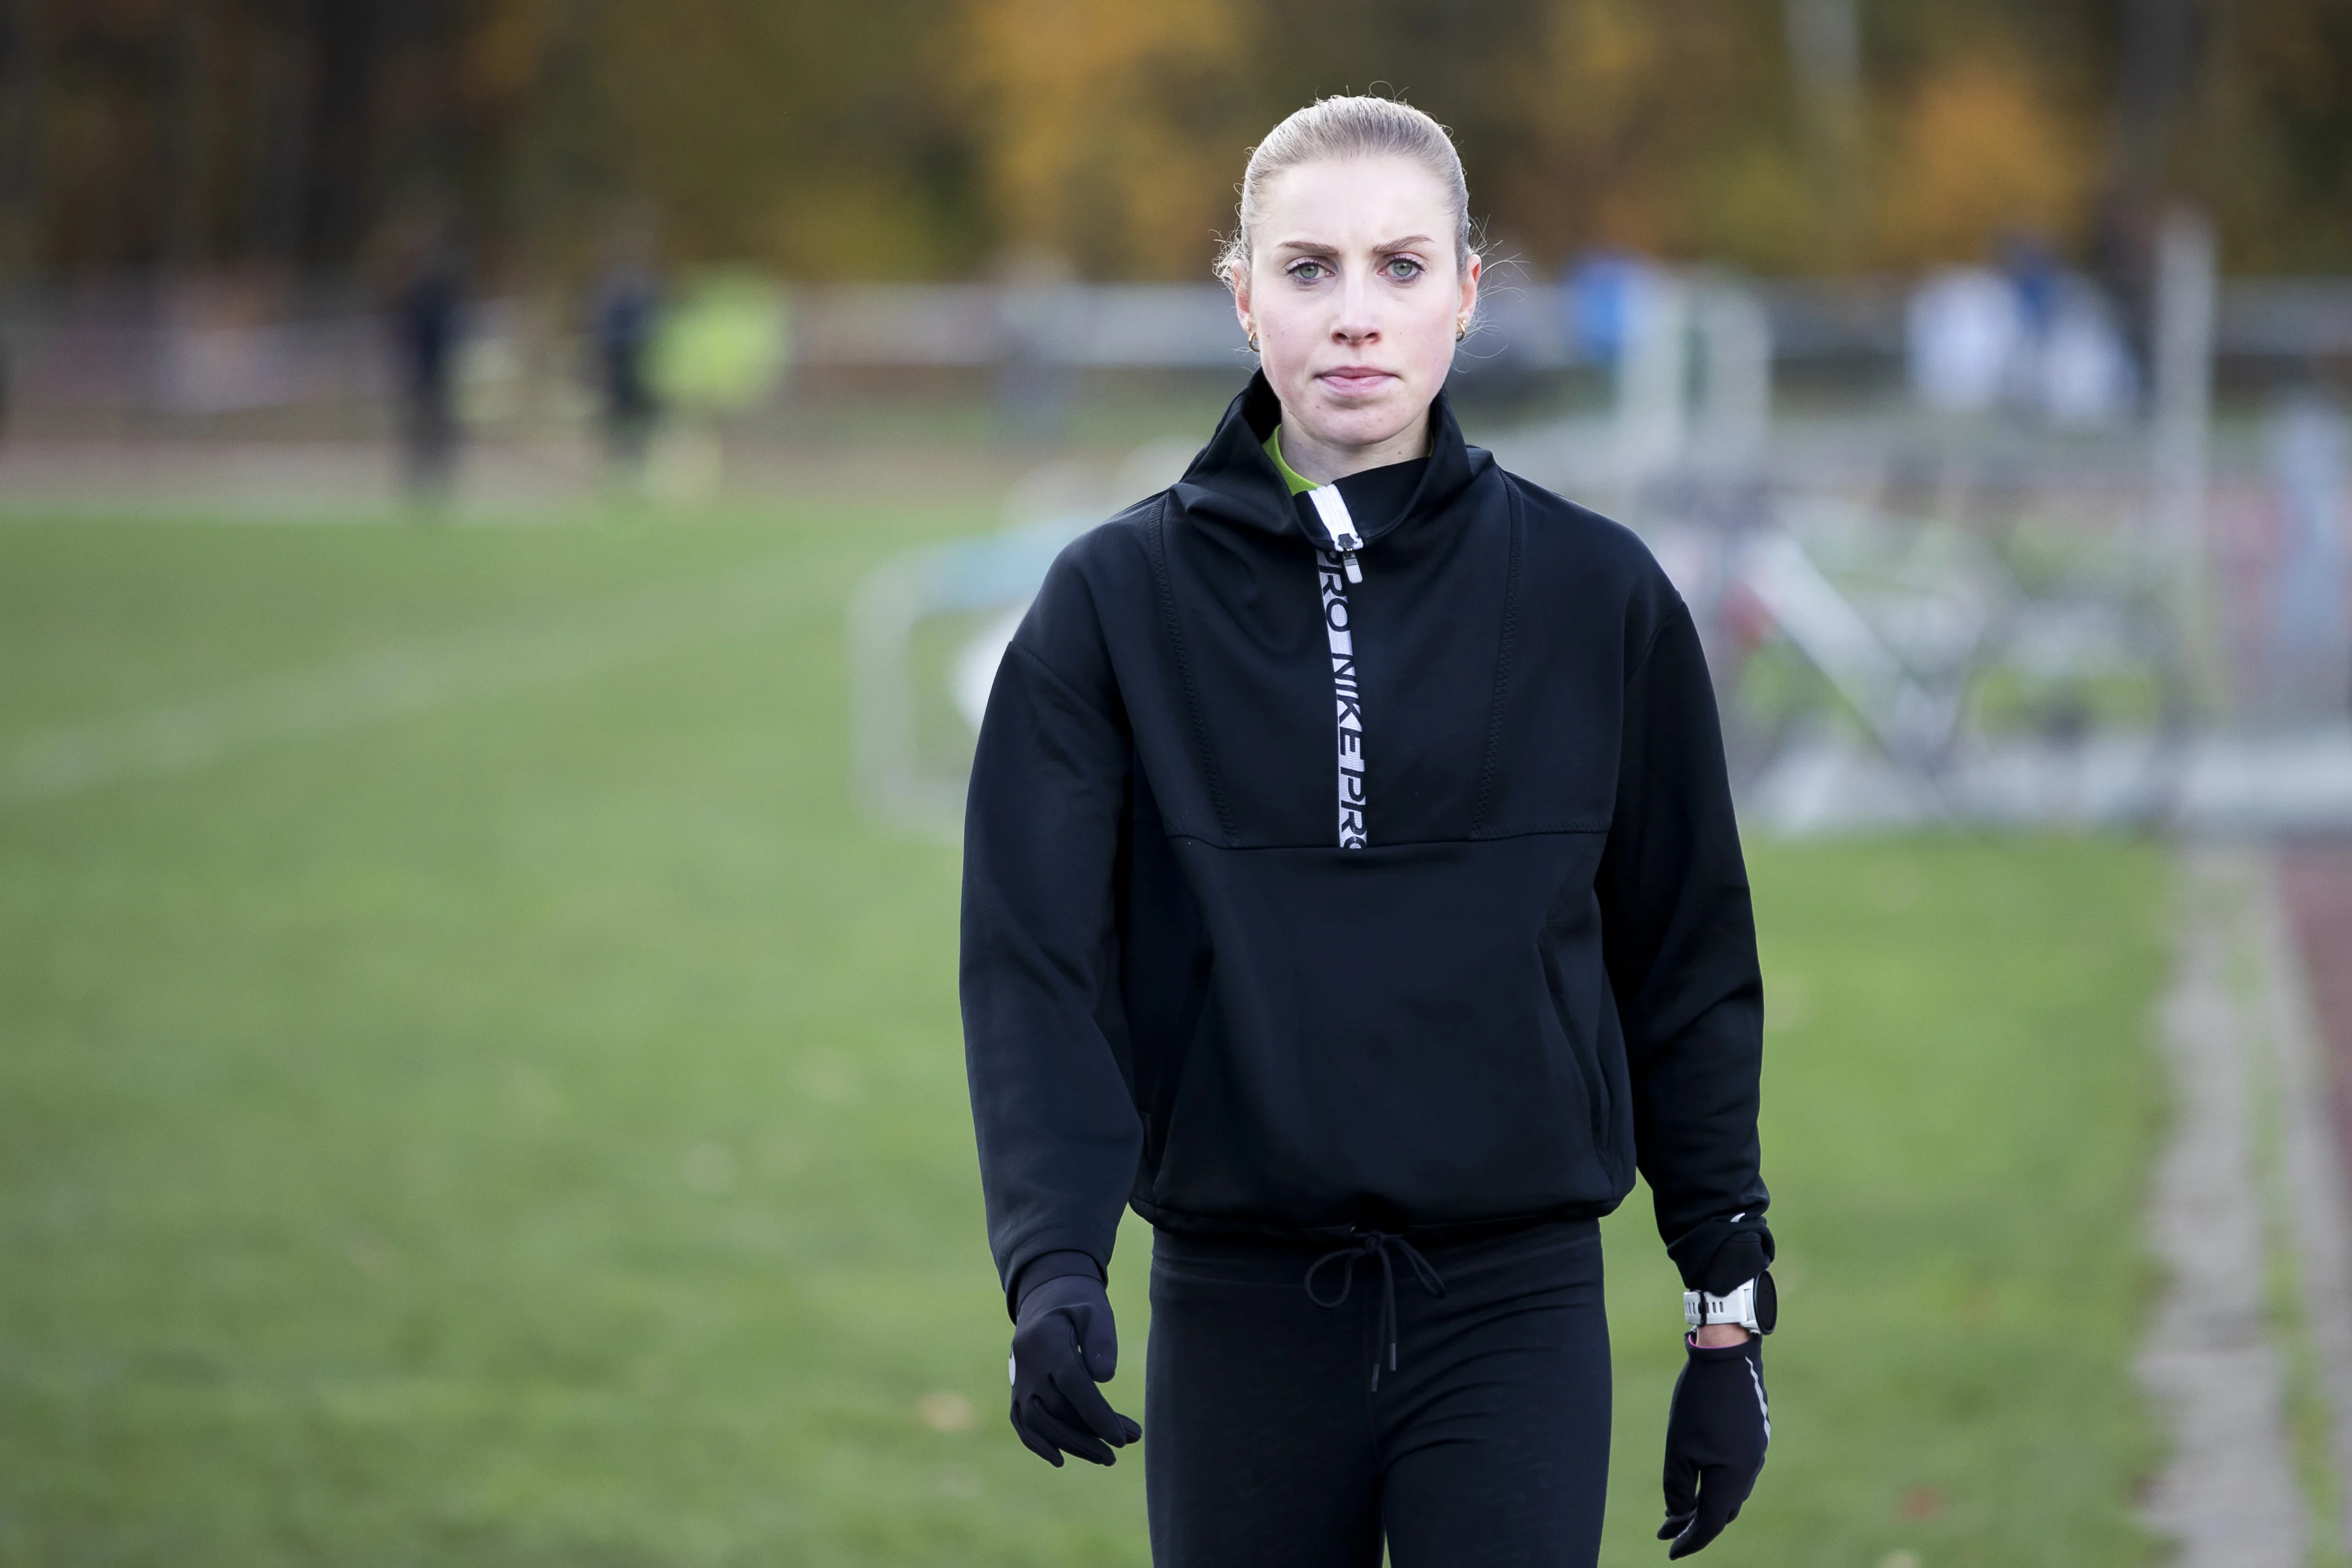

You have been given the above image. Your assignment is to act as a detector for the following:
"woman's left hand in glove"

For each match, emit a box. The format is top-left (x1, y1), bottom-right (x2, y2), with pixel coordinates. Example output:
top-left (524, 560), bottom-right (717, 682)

top-left (1658, 1330), bottom-right (1769, 1558)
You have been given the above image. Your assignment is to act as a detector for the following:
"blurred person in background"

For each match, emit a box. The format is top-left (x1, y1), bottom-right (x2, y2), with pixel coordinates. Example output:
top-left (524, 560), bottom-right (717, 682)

top-left (591, 208), bottom-right (662, 486)
top-left (387, 209), bottom-right (466, 504)
top-left (2266, 387), bottom-right (2352, 716)
top-left (963, 96), bottom-right (1774, 1567)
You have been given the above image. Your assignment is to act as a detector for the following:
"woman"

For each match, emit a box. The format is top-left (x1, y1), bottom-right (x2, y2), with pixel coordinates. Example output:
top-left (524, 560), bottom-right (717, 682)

top-left (963, 96), bottom-right (1774, 1567)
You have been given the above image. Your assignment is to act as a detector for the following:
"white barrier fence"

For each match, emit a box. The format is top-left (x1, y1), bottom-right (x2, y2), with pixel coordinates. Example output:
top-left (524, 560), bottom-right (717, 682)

top-left (8, 272), bottom-right (2351, 416)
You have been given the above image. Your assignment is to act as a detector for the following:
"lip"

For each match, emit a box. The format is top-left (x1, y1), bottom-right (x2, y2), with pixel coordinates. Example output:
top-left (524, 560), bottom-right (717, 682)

top-left (1314, 367), bottom-right (1398, 397)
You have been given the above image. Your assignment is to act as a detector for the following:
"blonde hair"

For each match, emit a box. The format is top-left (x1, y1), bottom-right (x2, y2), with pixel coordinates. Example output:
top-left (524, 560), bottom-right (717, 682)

top-left (1215, 95), bottom-right (1477, 288)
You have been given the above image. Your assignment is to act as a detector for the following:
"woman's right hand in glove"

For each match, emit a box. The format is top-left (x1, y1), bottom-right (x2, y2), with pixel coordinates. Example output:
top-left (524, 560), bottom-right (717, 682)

top-left (1008, 1271), bottom-right (1143, 1467)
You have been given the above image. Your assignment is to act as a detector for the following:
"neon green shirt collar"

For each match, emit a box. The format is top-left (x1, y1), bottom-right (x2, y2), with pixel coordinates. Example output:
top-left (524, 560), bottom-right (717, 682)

top-left (1263, 427), bottom-right (1316, 495)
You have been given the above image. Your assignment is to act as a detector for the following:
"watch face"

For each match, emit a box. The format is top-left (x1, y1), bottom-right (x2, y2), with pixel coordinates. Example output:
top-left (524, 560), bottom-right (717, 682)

top-left (1756, 1270), bottom-right (1778, 1335)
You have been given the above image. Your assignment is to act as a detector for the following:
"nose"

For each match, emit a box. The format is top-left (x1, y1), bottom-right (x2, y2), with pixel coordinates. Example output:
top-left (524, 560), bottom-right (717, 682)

top-left (1332, 270), bottom-right (1380, 344)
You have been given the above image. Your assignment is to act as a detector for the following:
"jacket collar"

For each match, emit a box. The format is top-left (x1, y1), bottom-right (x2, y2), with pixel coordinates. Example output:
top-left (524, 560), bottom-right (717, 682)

top-left (1171, 371), bottom-right (1487, 546)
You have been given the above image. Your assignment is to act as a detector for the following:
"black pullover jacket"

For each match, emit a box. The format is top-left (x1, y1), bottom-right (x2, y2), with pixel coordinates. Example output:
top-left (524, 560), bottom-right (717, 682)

top-left (962, 374), bottom-right (1771, 1313)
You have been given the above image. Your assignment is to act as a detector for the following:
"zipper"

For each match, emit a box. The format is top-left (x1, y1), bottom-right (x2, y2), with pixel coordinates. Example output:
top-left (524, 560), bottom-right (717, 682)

top-left (1308, 485), bottom-right (1365, 582)
top-left (1306, 483), bottom-right (1369, 848)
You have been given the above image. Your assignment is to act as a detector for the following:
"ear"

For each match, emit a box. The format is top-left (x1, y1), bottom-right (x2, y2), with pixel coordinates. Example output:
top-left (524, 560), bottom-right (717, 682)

top-left (1458, 252), bottom-right (1482, 327)
top-left (1229, 258), bottom-right (1255, 344)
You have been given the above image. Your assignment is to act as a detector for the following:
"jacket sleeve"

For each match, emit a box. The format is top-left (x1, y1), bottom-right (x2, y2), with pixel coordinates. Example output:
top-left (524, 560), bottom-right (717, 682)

top-left (960, 561), bottom-right (1143, 1320)
top-left (1595, 597), bottom-right (1774, 1292)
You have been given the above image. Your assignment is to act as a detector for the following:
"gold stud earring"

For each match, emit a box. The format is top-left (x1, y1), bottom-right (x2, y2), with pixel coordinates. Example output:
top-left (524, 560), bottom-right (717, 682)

top-left (1456, 319), bottom-right (1468, 342)
top-left (1248, 329), bottom-right (1260, 353)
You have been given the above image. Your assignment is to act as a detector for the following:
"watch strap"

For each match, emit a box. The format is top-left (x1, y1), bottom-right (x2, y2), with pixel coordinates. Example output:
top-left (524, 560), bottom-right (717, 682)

top-left (1684, 1273), bottom-right (1775, 1333)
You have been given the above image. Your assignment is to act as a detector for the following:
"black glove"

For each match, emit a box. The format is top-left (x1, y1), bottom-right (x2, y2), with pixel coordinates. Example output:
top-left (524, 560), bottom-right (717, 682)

top-left (1007, 1272), bottom-right (1142, 1467)
top-left (1658, 1332), bottom-right (1769, 1558)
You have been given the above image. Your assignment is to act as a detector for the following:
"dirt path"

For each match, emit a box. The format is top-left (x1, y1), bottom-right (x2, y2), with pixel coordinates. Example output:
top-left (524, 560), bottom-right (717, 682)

top-left (2144, 845), bottom-right (2352, 1566)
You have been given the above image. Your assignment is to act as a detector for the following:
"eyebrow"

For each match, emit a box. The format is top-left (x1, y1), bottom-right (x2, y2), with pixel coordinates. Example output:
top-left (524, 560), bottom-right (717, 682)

top-left (1271, 234), bottom-right (1439, 254)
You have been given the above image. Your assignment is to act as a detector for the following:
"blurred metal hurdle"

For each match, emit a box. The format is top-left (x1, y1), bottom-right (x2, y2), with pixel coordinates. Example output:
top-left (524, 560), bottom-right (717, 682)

top-left (847, 440), bottom-right (1194, 829)
top-left (847, 518), bottom-right (1081, 828)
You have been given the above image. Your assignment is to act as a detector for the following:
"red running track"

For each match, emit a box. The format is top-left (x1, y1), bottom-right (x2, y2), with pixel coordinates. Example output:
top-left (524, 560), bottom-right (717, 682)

top-left (2281, 838), bottom-right (2352, 1201)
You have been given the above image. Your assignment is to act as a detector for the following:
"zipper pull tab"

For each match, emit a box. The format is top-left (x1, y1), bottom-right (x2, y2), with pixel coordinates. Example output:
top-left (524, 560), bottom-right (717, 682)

top-left (1307, 486), bottom-right (1366, 581)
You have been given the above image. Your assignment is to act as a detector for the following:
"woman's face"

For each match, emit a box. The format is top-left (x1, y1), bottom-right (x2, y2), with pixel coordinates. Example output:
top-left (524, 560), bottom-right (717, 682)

top-left (1234, 156), bottom-right (1478, 465)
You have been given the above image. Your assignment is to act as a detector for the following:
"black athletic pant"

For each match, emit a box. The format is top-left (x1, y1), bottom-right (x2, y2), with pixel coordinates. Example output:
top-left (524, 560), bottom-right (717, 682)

top-left (1145, 1219), bottom-right (1610, 1567)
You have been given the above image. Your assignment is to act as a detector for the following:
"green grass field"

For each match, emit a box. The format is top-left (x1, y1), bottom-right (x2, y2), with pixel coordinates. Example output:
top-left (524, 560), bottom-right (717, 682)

top-left (0, 500), bottom-right (2172, 1567)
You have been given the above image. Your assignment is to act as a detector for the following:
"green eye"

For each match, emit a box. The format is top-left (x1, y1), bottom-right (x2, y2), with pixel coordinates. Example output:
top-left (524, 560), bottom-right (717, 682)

top-left (1386, 257), bottom-right (1423, 280)
top-left (1289, 261), bottom-right (1326, 282)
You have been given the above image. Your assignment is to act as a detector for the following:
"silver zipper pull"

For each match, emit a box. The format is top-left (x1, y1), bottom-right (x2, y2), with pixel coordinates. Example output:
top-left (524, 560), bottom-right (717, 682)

top-left (1307, 486), bottom-right (1365, 581)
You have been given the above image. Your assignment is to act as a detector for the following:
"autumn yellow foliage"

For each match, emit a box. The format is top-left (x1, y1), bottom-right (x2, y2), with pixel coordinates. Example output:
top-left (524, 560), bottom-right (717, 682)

top-left (955, 0), bottom-right (1247, 277)
top-left (1869, 54), bottom-right (2097, 267)
top-left (13, 0), bottom-right (2351, 280)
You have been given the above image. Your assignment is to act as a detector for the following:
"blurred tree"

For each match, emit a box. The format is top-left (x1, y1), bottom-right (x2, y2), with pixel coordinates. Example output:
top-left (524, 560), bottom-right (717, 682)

top-left (2178, 0), bottom-right (2352, 271)
top-left (0, 0), bottom-right (37, 278)
top-left (511, 0), bottom-right (983, 281)
top-left (953, 0), bottom-right (1245, 278)
top-left (0, 0), bottom-right (2344, 285)
top-left (1481, 0), bottom-right (1806, 269)
top-left (1870, 48), bottom-right (2097, 269)
top-left (1784, 0), bottom-right (1867, 259)
top-left (16, 0), bottom-right (508, 281)
top-left (2089, 0), bottom-right (2205, 353)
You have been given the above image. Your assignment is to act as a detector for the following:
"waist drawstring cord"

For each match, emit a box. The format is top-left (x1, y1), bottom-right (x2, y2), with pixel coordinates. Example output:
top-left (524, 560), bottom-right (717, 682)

top-left (1303, 1230), bottom-right (1448, 1390)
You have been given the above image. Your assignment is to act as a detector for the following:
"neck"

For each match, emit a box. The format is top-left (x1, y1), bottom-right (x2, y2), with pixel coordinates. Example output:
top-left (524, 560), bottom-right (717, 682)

top-left (1274, 407), bottom-right (1431, 485)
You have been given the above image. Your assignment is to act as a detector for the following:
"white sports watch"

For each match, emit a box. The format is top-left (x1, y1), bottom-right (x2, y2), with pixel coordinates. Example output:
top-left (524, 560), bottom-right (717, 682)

top-left (1684, 1272), bottom-right (1776, 1335)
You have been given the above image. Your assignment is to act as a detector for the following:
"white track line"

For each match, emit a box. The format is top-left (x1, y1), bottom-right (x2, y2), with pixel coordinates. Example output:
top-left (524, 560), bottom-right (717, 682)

top-left (0, 549), bottom-right (842, 807)
top-left (2140, 845), bottom-right (2310, 1568)
top-left (2253, 850), bottom-right (2352, 1551)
